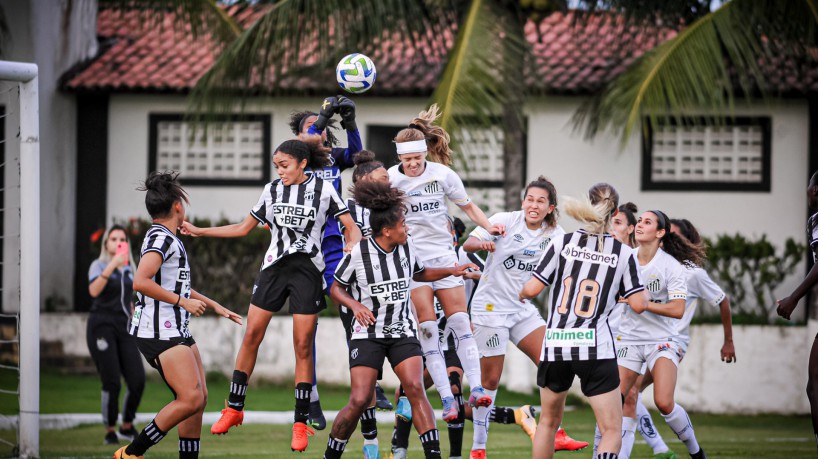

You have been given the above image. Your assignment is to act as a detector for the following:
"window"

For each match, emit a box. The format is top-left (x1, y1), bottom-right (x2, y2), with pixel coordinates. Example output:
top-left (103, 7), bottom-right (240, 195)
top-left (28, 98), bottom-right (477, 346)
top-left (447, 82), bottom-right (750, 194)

top-left (642, 117), bottom-right (771, 192)
top-left (149, 114), bottom-right (271, 186)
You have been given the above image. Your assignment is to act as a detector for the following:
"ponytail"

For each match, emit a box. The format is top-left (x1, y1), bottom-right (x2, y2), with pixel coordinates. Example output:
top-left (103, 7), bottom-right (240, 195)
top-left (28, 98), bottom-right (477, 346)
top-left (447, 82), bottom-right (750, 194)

top-left (563, 182), bottom-right (619, 250)
top-left (649, 211), bottom-right (706, 266)
top-left (394, 104), bottom-right (453, 165)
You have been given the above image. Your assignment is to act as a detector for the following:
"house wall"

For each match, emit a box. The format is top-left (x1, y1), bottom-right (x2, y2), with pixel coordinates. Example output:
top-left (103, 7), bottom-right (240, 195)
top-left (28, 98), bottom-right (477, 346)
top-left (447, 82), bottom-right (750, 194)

top-left (0, 0), bottom-right (98, 311)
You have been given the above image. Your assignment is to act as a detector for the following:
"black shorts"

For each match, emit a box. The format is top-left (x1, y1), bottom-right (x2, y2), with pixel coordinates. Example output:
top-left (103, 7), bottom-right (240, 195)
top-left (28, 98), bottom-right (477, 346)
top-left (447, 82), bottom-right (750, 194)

top-left (443, 334), bottom-right (461, 369)
top-left (537, 358), bottom-right (619, 397)
top-left (349, 337), bottom-right (423, 371)
top-left (340, 306), bottom-right (354, 342)
top-left (136, 336), bottom-right (196, 369)
top-left (251, 253), bottom-right (326, 314)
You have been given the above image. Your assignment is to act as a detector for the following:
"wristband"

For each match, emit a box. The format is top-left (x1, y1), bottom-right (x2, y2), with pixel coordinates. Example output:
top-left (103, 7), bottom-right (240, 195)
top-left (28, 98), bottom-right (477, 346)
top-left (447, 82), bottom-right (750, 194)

top-left (174, 294), bottom-right (181, 307)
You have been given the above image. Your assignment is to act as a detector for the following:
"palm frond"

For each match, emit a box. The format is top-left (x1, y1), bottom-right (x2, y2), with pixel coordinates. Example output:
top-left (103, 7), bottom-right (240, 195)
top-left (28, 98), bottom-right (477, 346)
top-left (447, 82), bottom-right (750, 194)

top-left (99, 0), bottom-right (241, 43)
top-left (429, 0), bottom-right (529, 167)
top-left (187, 0), bottom-right (455, 119)
top-left (573, 0), bottom-right (818, 146)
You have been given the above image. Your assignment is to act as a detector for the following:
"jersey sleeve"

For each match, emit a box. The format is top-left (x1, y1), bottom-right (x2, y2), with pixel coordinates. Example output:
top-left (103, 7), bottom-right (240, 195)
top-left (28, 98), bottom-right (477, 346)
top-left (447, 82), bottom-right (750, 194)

top-left (88, 260), bottom-right (105, 282)
top-left (141, 233), bottom-right (174, 261)
top-left (333, 250), bottom-right (357, 287)
top-left (469, 212), bottom-right (509, 241)
top-left (339, 129), bottom-right (363, 170)
top-left (326, 185), bottom-right (350, 218)
top-left (532, 238), bottom-right (560, 285)
top-left (694, 269), bottom-right (726, 306)
top-left (443, 167), bottom-right (472, 207)
top-left (250, 183), bottom-right (272, 225)
top-left (618, 249), bottom-right (645, 298)
top-left (666, 259), bottom-right (688, 301)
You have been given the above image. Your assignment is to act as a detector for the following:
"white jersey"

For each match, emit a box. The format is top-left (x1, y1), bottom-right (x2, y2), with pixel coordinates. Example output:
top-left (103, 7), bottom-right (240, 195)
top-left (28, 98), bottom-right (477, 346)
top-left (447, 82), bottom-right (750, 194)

top-left (334, 237), bottom-right (425, 340)
top-left (131, 224), bottom-right (193, 340)
top-left (618, 249), bottom-right (687, 344)
top-left (251, 173), bottom-right (348, 272)
top-left (388, 161), bottom-right (471, 261)
top-left (676, 263), bottom-right (725, 345)
top-left (533, 230), bottom-right (644, 361)
top-left (470, 211), bottom-right (564, 315)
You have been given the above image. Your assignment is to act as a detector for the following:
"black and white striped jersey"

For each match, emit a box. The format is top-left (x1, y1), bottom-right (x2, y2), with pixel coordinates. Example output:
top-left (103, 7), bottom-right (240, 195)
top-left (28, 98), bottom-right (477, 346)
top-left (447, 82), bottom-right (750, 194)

top-left (533, 230), bottom-right (644, 361)
top-left (251, 173), bottom-right (348, 273)
top-left (809, 212), bottom-right (818, 262)
top-left (130, 224), bottom-right (192, 340)
top-left (339, 198), bottom-right (372, 239)
top-left (334, 237), bottom-right (425, 340)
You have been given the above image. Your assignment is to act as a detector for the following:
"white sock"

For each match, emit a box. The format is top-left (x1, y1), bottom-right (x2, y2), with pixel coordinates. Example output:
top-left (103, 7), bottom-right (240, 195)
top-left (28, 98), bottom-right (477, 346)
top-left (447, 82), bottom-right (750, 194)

top-left (471, 389), bottom-right (497, 450)
top-left (447, 312), bottom-right (482, 390)
top-left (593, 424), bottom-right (601, 457)
top-left (636, 393), bottom-right (668, 454)
top-left (619, 417), bottom-right (637, 459)
top-left (662, 403), bottom-right (700, 455)
top-left (310, 385), bottom-right (320, 403)
top-left (363, 438), bottom-right (378, 446)
top-left (418, 321), bottom-right (454, 400)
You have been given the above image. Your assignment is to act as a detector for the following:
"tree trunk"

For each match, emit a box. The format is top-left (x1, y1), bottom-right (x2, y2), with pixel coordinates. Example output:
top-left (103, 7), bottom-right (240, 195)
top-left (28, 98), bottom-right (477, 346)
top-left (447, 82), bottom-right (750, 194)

top-left (502, 103), bottom-right (525, 211)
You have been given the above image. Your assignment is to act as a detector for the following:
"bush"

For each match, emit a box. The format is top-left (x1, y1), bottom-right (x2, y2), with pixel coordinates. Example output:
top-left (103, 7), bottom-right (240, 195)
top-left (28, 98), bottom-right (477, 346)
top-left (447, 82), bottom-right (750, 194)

top-left (703, 233), bottom-right (805, 323)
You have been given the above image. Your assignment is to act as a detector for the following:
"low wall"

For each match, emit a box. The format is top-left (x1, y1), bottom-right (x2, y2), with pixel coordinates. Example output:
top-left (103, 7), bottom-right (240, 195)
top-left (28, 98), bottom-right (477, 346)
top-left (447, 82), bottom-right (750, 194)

top-left (44, 313), bottom-right (812, 414)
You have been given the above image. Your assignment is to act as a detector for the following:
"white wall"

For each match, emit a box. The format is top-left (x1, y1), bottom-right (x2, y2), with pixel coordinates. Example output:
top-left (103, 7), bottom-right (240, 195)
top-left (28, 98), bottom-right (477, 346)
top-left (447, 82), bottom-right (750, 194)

top-left (42, 313), bottom-right (813, 415)
top-left (525, 97), bottom-right (811, 315)
top-left (0, 0), bottom-right (99, 311)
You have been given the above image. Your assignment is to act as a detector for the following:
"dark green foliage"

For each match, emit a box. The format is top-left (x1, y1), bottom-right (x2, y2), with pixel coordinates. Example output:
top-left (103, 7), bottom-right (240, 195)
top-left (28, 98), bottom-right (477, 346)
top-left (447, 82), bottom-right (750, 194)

top-left (704, 233), bottom-right (805, 322)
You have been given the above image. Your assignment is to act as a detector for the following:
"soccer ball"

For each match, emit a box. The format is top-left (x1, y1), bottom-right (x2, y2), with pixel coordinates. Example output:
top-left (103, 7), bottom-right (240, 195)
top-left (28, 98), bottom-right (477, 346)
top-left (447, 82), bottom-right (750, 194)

top-left (336, 53), bottom-right (377, 94)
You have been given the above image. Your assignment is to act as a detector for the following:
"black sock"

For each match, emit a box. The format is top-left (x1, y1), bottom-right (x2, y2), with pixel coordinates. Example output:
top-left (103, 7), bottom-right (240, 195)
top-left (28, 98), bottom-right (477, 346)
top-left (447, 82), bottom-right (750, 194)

top-left (178, 437), bottom-right (200, 459)
top-left (419, 429), bottom-right (441, 459)
top-left (399, 384), bottom-right (406, 397)
top-left (447, 394), bottom-right (465, 457)
top-left (294, 382), bottom-right (312, 423)
top-left (125, 419), bottom-right (166, 456)
top-left (393, 414), bottom-right (412, 449)
top-left (490, 406), bottom-right (515, 424)
top-left (323, 436), bottom-right (348, 459)
top-left (360, 406), bottom-right (378, 440)
top-left (228, 370), bottom-right (248, 411)
top-left (597, 453), bottom-right (618, 459)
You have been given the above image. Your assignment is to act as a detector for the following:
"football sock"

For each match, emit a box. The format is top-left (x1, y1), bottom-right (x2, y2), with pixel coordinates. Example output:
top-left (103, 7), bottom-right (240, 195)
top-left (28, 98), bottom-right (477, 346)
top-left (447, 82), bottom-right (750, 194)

top-left (228, 370), bottom-right (248, 411)
top-left (178, 437), bottom-right (199, 459)
top-left (490, 406), bottom-right (516, 425)
top-left (448, 371), bottom-right (465, 458)
top-left (472, 388), bottom-right (497, 450)
top-left (393, 413), bottom-right (412, 449)
top-left (447, 312), bottom-right (482, 390)
top-left (361, 406), bottom-right (378, 440)
top-left (592, 424), bottom-right (601, 457)
top-left (662, 403), bottom-right (700, 454)
top-left (294, 382), bottom-right (312, 424)
top-left (125, 419), bottom-right (166, 456)
top-left (636, 393), bottom-right (669, 454)
top-left (420, 429), bottom-right (442, 459)
top-left (418, 320), bottom-right (454, 399)
top-left (323, 436), bottom-right (348, 459)
top-left (619, 416), bottom-right (637, 459)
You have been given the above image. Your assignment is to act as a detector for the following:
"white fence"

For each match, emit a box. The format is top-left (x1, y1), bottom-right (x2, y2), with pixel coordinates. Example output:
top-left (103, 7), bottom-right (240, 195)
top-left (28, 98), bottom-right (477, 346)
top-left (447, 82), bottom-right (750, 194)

top-left (44, 313), bottom-right (813, 415)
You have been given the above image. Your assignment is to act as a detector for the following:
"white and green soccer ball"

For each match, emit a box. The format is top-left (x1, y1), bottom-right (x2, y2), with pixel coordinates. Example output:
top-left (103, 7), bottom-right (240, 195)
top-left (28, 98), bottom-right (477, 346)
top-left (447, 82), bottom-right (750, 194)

top-left (336, 53), bottom-right (377, 94)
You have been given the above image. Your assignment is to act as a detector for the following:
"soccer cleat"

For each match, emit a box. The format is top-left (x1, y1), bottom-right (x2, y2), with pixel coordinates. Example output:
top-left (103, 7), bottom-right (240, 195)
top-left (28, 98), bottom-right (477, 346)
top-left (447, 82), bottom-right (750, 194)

top-left (308, 400), bottom-right (327, 430)
top-left (113, 446), bottom-right (143, 459)
top-left (363, 443), bottom-right (381, 459)
top-left (210, 402), bottom-right (244, 435)
top-left (375, 382), bottom-right (394, 411)
top-left (389, 447), bottom-right (407, 459)
top-left (654, 451), bottom-right (678, 459)
top-left (291, 421), bottom-right (315, 452)
top-left (514, 405), bottom-right (537, 442)
top-left (395, 396), bottom-right (412, 422)
top-left (470, 449), bottom-right (486, 459)
top-left (117, 425), bottom-right (138, 442)
top-left (554, 428), bottom-right (589, 451)
top-left (690, 449), bottom-right (707, 459)
top-left (468, 387), bottom-right (492, 408)
top-left (441, 396), bottom-right (459, 422)
top-left (104, 431), bottom-right (119, 445)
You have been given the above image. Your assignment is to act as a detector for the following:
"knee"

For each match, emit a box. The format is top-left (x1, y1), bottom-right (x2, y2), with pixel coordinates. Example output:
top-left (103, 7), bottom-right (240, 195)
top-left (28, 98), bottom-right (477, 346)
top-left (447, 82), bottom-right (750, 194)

top-left (447, 312), bottom-right (470, 332)
top-left (624, 389), bottom-right (638, 407)
top-left (242, 327), bottom-right (266, 348)
top-left (401, 379), bottom-right (425, 398)
top-left (654, 397), bottom-right (674, 415)
top-left (178, 389), bottom-right (207, 415)
top-left (293, 339), bottom-right (313, 360)
top-left (418, 321), bottom-right (439, 342)
top-left (537, 414), bottom-right (561, 433)
top-left (348, 391), bottom-right (371, 411)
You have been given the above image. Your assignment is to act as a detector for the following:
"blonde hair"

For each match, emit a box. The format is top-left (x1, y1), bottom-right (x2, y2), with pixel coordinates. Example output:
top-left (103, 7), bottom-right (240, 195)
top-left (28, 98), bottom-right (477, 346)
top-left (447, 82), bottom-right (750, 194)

top-left (98, 225), bottom-right (138, 269)
top-left (563, 183), bottom-right (620, 250)
top-left (394, 104), bottom-right (453, 165)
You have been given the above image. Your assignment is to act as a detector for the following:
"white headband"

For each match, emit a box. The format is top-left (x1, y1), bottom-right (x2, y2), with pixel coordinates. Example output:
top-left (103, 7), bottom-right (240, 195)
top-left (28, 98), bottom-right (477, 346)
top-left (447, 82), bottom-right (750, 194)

top-left (395, 139), bottom-right (428, 155)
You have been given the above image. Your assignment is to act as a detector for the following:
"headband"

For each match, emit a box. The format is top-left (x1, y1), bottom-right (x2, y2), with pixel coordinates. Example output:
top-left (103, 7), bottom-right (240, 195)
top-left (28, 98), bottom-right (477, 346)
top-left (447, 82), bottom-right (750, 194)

top-left (650, 210), bottom-right (669, 230)
top-left (395, 139), bottom-right (428, 155)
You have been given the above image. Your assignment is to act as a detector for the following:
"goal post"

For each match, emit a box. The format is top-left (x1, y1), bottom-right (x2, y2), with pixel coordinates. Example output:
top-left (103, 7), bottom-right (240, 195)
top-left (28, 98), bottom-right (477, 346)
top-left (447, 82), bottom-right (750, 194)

top-left (0, 60), bottom-right (40, 459)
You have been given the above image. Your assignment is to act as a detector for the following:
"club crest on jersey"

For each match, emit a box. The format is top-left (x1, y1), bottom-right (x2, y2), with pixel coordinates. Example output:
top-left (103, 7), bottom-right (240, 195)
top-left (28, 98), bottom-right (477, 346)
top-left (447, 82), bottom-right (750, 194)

top-left (424, 181), bottom-right (442, 194)
top-left (561, 244), bottom-right (618, 268)
top-left (303, 190), bottom-right (315, 201)
top-left (400, 257), bottom-right (409, 269)
top-left (383, 321), bottom-right (407, 335)
top-left (369, 278), bottom-right (410, 304)
top-left (351, 348), bottom-right (359, 359)
top-left (540, 238), bottom-right (550, 250)
top-left (272, 203), bottom-right (316, 228)
top-left (646, 276), bottom-right (662, 293)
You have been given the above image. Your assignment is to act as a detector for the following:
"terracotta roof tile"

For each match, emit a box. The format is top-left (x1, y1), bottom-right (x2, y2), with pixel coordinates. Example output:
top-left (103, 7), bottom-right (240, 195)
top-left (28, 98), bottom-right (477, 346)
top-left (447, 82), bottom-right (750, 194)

top-left (62, 7), bottom-right (818, 95)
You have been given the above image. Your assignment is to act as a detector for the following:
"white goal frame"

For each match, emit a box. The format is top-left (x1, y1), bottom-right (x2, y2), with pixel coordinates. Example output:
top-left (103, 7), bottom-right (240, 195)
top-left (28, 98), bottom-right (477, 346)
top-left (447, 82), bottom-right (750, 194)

top-left (0, 60), bottom-right (40, 458)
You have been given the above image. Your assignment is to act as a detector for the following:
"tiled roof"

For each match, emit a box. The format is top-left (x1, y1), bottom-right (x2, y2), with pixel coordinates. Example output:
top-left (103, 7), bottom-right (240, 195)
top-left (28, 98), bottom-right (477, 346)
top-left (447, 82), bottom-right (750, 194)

top-left (62, 7), bottom-right (817, 95)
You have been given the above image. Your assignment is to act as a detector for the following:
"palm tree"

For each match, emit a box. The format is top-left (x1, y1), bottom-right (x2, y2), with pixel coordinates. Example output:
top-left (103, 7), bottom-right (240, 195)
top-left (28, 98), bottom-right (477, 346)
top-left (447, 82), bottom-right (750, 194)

top-left (100, 0), bottom-right (817, 209)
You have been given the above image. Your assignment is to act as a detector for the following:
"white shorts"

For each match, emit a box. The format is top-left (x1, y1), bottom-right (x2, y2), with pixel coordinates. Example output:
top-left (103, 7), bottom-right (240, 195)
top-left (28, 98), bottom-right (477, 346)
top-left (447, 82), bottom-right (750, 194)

top-left (676, 340), bottom-right (689, 363)
top-left (411, 254), bottom-right (464, 291)
top-left (472, 309), bottom-right (545, 358)
top-left (616, 341), bottom-right (682, 375)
